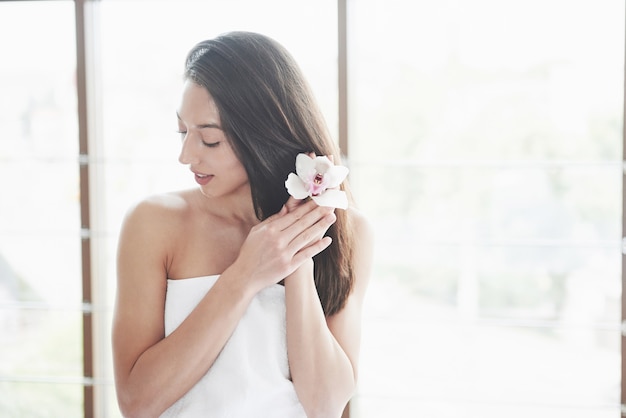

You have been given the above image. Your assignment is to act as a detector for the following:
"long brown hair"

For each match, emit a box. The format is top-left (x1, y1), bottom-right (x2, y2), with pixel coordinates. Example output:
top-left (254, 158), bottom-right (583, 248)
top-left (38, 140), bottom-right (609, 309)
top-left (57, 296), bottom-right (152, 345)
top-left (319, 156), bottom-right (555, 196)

top-left (184, 31), bottom-right (354, 315)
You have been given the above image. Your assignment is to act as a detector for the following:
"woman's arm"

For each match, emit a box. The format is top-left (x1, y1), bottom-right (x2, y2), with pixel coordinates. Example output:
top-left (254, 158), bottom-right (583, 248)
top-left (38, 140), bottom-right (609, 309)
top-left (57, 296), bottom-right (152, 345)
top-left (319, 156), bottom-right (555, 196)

top-left (112, 198), bottom-right (259, 418)
top-left (112, 197), bottom-right (336, 417)
top-left (285, 209), bottom-right (374, 418)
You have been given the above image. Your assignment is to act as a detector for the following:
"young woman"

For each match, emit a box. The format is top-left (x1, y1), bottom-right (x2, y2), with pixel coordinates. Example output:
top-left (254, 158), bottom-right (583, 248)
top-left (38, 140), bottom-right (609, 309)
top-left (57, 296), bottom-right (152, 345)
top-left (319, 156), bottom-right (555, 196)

top-left (112, 31), bottom-right (373, 418)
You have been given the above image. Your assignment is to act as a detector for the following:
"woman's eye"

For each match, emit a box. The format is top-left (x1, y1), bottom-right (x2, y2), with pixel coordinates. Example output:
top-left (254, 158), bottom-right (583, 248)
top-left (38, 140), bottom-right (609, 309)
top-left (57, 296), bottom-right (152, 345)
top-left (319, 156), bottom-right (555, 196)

top-left (202, 141), bottom-right (221, 148)
top-left (176, 130), bottom-right (187, 139)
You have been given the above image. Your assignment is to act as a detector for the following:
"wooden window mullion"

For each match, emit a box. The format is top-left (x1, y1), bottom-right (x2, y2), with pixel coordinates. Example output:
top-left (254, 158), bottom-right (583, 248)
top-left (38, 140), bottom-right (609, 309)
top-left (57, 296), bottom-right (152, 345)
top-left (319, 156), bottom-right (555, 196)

top-left (75, 0), bottom-right (94, 417)
top-left (338, 0), bottom-right (349, 160)
top-left (616, 3), bottom-right (626, 415)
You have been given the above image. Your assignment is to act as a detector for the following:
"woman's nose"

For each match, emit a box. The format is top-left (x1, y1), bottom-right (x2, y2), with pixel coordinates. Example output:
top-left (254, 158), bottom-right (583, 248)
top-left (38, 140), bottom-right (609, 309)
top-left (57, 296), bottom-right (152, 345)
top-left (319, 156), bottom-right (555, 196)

top-left (178, 134), bottom-right (198, 165)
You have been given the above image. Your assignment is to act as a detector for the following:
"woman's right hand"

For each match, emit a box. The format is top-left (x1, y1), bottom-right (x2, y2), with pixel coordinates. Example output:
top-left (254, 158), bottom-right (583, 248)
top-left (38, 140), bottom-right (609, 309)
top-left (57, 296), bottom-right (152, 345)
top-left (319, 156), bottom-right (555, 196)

top-left (231, 199), bottom-right (336, 290)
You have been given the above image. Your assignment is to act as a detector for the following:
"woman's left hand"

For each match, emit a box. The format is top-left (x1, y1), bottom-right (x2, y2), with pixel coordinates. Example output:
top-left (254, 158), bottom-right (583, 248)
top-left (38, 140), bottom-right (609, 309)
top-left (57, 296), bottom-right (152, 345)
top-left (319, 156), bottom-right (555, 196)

top-left (283, 196), bottom-right (335, 249)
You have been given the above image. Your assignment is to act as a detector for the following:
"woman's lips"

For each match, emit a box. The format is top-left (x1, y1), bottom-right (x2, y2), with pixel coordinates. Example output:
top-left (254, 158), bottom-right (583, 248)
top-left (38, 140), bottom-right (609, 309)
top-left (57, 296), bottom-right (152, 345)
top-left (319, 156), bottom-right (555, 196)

top-left (194, 172), bottom-right (213, 186)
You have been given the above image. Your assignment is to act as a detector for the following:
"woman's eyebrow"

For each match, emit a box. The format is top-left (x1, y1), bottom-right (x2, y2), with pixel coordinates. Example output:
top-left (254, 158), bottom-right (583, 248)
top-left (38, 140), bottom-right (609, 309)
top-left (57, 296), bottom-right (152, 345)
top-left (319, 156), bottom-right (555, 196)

top-left (197, 123), bottom-right (222, 130)
top-left (176, 112), bottom-right (222, 130)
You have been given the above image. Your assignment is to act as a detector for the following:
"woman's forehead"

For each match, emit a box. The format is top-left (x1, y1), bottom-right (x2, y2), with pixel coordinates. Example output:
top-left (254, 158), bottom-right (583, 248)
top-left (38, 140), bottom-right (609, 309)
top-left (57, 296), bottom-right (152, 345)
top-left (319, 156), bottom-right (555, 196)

top-left (177, 81), bottom-right (221, 126)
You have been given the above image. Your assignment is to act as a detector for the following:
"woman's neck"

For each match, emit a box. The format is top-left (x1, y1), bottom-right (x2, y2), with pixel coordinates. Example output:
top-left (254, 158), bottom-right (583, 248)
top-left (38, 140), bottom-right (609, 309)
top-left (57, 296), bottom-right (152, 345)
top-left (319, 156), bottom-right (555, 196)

top-left (194, 186), bottom-right (259, 228)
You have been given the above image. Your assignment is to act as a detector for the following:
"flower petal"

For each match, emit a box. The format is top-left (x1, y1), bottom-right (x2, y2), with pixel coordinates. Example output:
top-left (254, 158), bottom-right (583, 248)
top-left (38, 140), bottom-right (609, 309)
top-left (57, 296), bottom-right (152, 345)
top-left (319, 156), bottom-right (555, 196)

top-left (285, 173), bottom-right (310, 199)
top-left (295, 154), bottom-right (316, 179)
top-left (323, 165), bottom-right (349, 188)
top-left (313, 156), bottom-right (333, 175)
top-left (311, 189), bottom-right (349, 209)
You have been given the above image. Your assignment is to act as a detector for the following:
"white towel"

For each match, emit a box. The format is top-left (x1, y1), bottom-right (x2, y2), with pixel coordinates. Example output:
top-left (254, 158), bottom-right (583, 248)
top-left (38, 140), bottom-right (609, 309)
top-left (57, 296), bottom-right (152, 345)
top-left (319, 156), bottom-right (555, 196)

top-left (161, 275), bottom-right (307, 418)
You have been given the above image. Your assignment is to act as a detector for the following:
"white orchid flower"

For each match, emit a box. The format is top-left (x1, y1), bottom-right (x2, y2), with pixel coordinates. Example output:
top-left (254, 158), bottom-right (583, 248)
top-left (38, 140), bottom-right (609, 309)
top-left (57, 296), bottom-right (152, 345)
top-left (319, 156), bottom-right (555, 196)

top-left (284, 153), bottom-right (349, 209)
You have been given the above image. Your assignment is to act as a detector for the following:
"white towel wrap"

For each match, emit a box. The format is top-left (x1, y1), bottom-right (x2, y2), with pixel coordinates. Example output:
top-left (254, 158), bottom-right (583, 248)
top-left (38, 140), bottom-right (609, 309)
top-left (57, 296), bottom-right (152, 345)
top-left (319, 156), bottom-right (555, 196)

top-left (160, 275), bottom-right (307, 418)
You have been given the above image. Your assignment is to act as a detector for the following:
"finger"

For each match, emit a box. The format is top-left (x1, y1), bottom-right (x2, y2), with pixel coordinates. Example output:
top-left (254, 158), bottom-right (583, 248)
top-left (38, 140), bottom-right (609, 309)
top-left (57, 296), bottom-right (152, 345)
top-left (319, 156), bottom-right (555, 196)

top-left (287, 211), bottom-right (336, 253)
top-left (261, 204), bottom-right (288, 224)
top-left (292, 236), bottom-right (333, 265)
top-left (287, 205), bottom-right (334, 242)
top-left (298, 211), bottom-right (336, 249)
top-left (269, 199), bottom-right (320, 231)
top-left (284, 196), bottom-right (305, 213)
top-left (254, 200), bottom-right (325, 251)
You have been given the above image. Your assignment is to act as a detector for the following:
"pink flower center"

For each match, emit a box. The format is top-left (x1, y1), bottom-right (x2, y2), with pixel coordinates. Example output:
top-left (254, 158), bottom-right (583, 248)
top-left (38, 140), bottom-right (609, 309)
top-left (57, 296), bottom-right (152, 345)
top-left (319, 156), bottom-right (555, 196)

top-left (308, 173), bottom-right (326, 196)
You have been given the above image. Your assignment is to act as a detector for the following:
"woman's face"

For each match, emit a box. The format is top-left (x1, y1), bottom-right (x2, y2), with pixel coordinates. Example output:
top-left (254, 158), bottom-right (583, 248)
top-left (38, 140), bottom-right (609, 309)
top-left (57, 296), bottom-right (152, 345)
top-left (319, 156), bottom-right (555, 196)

top-left (177, 80), bottom-right (249, 199)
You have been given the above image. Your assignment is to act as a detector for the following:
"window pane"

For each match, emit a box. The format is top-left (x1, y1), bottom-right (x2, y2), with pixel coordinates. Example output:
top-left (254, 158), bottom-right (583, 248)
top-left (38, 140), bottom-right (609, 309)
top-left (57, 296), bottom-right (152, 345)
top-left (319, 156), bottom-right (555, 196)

top-left (0, 310), bottom-right (82, 377)
top-left (350, 0), bottom-right (623, 416)
top-left (0, 2), bottom-right (83, 416)
top-left (0, 381), bottom-right (83, 417)
top-left (0, 1), bottom-right (81, 299)
top-left (349, 1), bottom-right (622, 162)
top-left (358, 321), bottom-right (618, 417)
top-left (353, 164), bottom-right (620, 242)
top-left (0, 235), bottom-right (81, 305)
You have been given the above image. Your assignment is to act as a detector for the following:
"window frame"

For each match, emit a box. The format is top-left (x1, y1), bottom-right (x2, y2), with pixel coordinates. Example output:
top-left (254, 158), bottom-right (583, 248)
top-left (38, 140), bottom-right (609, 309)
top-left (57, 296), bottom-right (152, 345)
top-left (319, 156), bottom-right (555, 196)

top-left (620, 4), bottom-right (626, 417)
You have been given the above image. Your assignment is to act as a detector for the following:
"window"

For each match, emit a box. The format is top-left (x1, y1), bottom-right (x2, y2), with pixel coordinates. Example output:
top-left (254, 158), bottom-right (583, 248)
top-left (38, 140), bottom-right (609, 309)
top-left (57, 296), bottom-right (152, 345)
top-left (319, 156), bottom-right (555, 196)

top-left (0, 1), bottom-right (85, 416)
top-left (349, 1), bottom-right (623, 416)
top-left (0, 1), bottom-right (623, 417)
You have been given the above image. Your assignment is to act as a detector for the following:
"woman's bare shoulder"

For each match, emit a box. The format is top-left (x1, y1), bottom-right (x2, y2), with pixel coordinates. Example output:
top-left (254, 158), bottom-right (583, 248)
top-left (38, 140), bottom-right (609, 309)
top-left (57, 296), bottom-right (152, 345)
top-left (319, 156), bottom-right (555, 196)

top-left (122, 190), bottom-right (194, 226)
top-left (116, 190), bottom-right (199, 281)
top-left (118, 189), bottom-right (198, 249)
